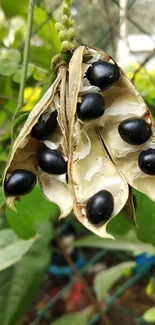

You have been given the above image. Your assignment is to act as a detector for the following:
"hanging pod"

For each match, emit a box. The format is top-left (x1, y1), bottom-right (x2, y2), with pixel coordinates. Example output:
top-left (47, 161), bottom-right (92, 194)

top-left (67, 46), bottom-right (129, 238)
top-left (3, 67), bottom-right (73, 218)
top-left (3, 45), bottom-right (155, 238)
top-left (67, 46), bottom-right (155, 239)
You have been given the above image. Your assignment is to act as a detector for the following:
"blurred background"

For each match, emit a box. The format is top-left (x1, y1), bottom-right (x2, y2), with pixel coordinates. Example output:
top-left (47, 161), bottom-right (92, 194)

top-left (0, 0), bottom-right (155, 325)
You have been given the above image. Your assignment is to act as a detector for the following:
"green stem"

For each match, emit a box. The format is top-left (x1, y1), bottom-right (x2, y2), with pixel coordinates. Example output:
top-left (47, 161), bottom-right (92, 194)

top-left (11, 0), bottom-right (35, 141)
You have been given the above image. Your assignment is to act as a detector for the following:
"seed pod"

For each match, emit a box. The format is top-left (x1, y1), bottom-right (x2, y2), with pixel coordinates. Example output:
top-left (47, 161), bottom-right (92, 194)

top-left (3, 45), bottom-right (155, 238)
top-left (67, 46), bottom-right (155, 237)
top-left (3, 68), bottom-right (73, 217)
top-left (67, 46), bottom-right (128, 238)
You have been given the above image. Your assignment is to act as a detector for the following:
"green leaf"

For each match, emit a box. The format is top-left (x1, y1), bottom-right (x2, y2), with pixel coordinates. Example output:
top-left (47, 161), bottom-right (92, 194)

top-left (134, 190), bottom-right (155, 244)
top-left (146, 277), bottom-right (155, 299)
top-left (33, 7), bottom-right (61, 53)
top-left (0, 222), bottom-right (51, 325)
top-left (13, 65), bottom-right (35, 83)
top-left (51, 307), bottom-right (93, 325)
top-left (0, 229), bottom-right (36, 271)
top-left (0, 188), bottom-right (5, 207)
top-left (107, 212), bottom-right (134, 236)
top-left (0, 61), bottom-right (18, 76)
top-left (94, 262), bottom-right (135, 300)
top-left (2, 0), bottom-right (29, 17)
top-left (6, 186), bottom-right (60, 239)
top-left (143, 307), bottom-right (155, 323)
top-left (30, 46), bottom-right (55, 68)
top-left (7, 50), bottom-right (21, 64)
top-left (33, 66), bottom-right (47, 81)
top-left (74, 230), bottom-right (154, 254)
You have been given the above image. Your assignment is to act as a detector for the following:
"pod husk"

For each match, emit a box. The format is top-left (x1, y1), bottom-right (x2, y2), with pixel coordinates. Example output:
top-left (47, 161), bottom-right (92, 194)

top-left (3, 67), bottom-right (73, 217)
top-left (68, 46), bottom-right (129, 238)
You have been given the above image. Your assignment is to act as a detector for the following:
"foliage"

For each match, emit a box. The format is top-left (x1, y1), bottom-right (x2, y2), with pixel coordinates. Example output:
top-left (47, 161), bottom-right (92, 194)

top-left (0, 221), bottom-right (52, 325)
top-left (6, 186), bottom-right (59, 239)
top-left (51, 307), bottom-right (93, 325)
top-left (94, 262), bottom-right (135, 300)
top-left (74, 229), bottom-right (154, 254)
top-left (0, 229), bottom-right (35, 271)
top-left (143, 307), bottom-right (155, 323)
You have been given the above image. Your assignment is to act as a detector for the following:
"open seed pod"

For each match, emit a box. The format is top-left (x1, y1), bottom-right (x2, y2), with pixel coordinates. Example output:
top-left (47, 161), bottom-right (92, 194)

top-left (67, 46), bottom-right (154, 237)
top-left (3, 67), bottom-right (73, 217)
top-left (3, 45), bottom-right (154, 239)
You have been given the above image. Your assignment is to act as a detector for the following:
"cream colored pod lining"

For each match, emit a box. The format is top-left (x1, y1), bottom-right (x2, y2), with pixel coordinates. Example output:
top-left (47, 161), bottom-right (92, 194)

top-left (3, 46), bottom-right (154, 238)
top-left (3, 67), bottom-right (73, 218)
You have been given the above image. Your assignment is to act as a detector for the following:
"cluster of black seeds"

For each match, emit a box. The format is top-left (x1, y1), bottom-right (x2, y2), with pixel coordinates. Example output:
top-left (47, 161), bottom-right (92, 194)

top-left (5, 58), bottom-right (154, 228)
top-left (77, 60), bottom-right (120, 225)
top-left (118, 117), bottom-right (155, 175)
top-left (4, 109), bottom-right (67, 197)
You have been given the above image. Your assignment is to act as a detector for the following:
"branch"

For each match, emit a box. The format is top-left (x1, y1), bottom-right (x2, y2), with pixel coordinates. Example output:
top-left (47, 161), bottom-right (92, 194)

top-left (11, 0), bottom-right (35, 139)
top-left (131, 49), bottom-right (155, 82)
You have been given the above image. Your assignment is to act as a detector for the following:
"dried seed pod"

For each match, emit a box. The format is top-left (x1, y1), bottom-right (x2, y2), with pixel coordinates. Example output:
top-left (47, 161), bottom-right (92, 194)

top-left (67, 46), bottom-right (154, 237)
top-left (3, 68), bottom-right (73, 217)
top-left (4, 45), bottom-right (155, 238)
top-left (67, 46), bottom-right (128, 238)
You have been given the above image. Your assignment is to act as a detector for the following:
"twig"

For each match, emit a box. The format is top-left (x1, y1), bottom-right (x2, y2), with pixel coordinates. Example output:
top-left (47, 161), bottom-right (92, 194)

top-left (131, 49), bottom-right (155, 82)
top-left (102, 0), bottom-right (116, 56)
top-left (0, 94), bottom-right (17, 103)
top-left (55, 234), bottom-right (111, 325)
top-left (11, 0), bottom-right (35, 140)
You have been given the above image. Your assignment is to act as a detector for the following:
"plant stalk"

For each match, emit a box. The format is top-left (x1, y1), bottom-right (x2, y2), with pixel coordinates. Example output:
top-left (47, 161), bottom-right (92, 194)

top-left (11, 0), bottom-right (35, 140)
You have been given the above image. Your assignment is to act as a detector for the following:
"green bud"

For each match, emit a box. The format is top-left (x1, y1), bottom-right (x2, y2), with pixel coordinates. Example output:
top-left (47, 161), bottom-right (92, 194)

top-left (68, 19), bottom-right (74, 27)
top-left (55, 22), bottom-right (63, 32)
top-left (64, 0), bottom-right (73, 5)
top-left (63, 4), bottom-right (70, 16)
top-left (62, 15), bottom-right (69, 26)
top-left (70, 40), bottom-right (76, 49)
top-left (61, 40), bottom-right (70, 52)
top-left (68, 28), bottom-right (75, 40)
top-left (59, 30), bottom-right (67, 41)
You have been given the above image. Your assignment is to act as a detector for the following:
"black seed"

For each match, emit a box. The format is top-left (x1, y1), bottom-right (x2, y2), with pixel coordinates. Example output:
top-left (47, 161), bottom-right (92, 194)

top-left (118, 118), bottom-right (152, 145)
top-left (31, 111), bottom-right (57, 140)
top-left (138, 148), bottom-right (155, 175)
top-left (86, 61), bottom-right (120, 90)
top-left (37, 146), bottom-right (67, 175)
top-left (4, 169), bottom-right (36, 196)
top-left (77, 93), bottom-right (105, 121)
top-left (86, 190), bottom-right (114, 225)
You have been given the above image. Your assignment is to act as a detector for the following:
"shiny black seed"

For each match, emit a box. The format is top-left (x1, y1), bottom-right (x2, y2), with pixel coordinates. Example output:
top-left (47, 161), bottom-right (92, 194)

top-left (86, 190), bottom-right (114, 225)
top-left (31, 111), bottom-right (57, 140)
top-left (37, 146), bottom-right (67, 175)
top-left (118, 118), bottom-right (152, 145)
top-left (77, 93), bottom-right (105, 121)
top-left (138, 148), bottom-right (155, 175)
top-left (86, 61), bottom-right (120, 90)
top-left (4, 169), bottom-right (36, 196)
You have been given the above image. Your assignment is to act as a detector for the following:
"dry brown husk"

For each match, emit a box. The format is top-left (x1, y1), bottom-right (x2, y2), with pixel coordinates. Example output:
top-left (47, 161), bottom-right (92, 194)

top-left (3, 67), bottom-right (73, 217)
top-left (4, 45), bottom-right (154, 238)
